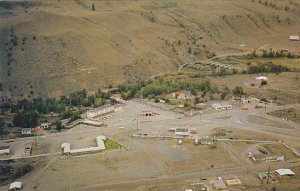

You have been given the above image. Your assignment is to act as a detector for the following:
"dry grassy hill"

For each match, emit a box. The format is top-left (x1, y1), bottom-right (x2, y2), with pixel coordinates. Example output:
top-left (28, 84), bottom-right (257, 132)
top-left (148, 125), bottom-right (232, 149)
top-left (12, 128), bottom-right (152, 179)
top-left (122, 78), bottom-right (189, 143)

top-left (0, 0), bottom-right (299, 99)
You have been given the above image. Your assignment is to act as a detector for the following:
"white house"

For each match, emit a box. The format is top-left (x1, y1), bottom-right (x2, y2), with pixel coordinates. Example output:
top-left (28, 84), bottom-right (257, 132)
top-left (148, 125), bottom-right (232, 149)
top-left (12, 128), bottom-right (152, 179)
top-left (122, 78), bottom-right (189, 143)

top-left (289, 35), bottom-right (299, 41)
top-left (175, 128), bottom-right (190, 136)
top-left (0, 146), bottom-right (10, 155)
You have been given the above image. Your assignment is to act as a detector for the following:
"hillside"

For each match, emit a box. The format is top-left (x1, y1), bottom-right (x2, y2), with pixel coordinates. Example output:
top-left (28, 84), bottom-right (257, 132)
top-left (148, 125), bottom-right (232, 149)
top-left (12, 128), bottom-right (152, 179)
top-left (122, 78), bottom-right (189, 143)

top-left (0, 0), bottom-right (299, 99)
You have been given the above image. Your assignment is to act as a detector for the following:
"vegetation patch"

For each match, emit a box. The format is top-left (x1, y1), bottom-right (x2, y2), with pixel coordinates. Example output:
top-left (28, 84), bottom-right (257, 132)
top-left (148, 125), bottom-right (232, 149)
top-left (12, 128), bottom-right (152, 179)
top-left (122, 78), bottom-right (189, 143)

top-left (104, 139), bottom-right (123, 150)
top-left (268, 108), bottom-right (300, 123)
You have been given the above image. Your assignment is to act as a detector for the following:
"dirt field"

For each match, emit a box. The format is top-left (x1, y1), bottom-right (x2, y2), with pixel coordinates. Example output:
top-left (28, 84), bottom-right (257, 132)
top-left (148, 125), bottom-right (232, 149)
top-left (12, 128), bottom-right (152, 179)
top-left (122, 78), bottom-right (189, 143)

top-left (246, 115), bottom-right (294, 129)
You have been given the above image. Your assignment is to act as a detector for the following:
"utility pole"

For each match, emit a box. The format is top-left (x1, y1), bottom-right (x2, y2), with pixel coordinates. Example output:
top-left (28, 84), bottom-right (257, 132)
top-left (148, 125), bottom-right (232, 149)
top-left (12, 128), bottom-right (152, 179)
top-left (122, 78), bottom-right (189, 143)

top-left (267, 165), bottom-right (271, 185)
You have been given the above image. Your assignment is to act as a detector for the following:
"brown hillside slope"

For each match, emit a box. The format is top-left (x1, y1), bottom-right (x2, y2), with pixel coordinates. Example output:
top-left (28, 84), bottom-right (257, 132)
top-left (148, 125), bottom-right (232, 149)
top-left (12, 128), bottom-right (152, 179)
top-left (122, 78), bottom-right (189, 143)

top-left (0, 0), bottom-right (299, 99)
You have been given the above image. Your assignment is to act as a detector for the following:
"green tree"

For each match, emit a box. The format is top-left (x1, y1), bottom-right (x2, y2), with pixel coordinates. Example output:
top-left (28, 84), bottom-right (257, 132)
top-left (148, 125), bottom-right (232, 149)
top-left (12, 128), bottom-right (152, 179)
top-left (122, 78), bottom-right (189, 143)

top-left (92, 3), bottom-right (95, 11)
top-left (56, 121), bottom-right (62, 131)
top-left (233, 86), bottom-right (244, 96)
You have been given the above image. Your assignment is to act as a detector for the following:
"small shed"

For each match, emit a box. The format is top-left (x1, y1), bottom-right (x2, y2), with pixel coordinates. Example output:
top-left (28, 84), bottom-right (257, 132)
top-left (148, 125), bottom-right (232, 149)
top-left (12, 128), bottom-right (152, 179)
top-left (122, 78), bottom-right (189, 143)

top-left (0, 146), bottom-right (10, 155)
top-left (10, 181), bottom-right (22, 190)
top-left (289, 35), bottom-right (299, 41)
top-left (41, 123), bottom-right (49, 129)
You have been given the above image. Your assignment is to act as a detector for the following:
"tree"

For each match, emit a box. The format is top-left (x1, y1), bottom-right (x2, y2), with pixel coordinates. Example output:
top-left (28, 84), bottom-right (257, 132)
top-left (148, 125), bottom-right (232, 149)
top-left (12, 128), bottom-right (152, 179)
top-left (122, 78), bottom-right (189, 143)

top-left (261, 80), bottom-right (267, 86)
top-left (92, 3), bottom-right (95, 11)
top-left (13, 111), bottom-right (39, 128)
top-left (233, 86), bottom-right (244, 96)
top-left (56, 121), bottom-right (62, 131)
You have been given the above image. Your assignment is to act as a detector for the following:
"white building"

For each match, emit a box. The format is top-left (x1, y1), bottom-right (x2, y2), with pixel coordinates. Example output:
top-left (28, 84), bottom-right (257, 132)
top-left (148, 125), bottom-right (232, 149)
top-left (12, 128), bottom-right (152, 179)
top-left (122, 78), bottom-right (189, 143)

top-left (289, 35), bottom-right (299, 41)
top-left (87, 104), bottom-right (122, 118)
top-left (276, 169), bottom-right (295, 178)
top-left (0, 146), bottom-right (10, 155)
top-left (175, 128), bottom-right (190, 136)
top-left (212, 103), bottom-right (232, 111)
top-left (10, 181), bottom-right (22, 190)
top-left (61, 135), bottom-right (106, 155)
top-left (41, 123), bottom-right (49, 129)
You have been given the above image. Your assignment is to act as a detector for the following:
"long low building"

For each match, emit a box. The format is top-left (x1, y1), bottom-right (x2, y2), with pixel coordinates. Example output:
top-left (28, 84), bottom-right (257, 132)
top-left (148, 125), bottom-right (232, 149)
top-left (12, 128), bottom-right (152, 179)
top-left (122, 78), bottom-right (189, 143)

top-left (87, 104), bottom-right (123, 119)
top-left (212, 103), bottom-right (232, 111)
top-left (61, 135), bottom-right (106, 155)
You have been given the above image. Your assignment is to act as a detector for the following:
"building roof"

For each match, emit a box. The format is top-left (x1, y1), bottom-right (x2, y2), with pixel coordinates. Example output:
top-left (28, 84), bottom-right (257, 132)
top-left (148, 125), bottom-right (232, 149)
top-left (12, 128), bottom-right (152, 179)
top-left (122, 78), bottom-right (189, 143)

top-left (276, 169), bottom-right (295, 176)
top-left (22, 128), bottom-right (32, 131)
top-left (289, 35), bottom-right (299, 40)
top-left (175, 128), bottom-right (189, 132)
top-left (256, 76), bottom-right (268, 80)
top-left (10, 181), bottom-right (22, 189)
top-left (214, 178), bottom-right (227, 189)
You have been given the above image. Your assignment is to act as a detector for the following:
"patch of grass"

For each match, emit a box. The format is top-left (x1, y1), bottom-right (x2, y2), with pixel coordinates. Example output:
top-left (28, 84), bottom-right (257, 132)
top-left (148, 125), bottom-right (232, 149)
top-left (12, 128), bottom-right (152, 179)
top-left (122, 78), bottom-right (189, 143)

top-left (104, 139), bottom-right (122, 150)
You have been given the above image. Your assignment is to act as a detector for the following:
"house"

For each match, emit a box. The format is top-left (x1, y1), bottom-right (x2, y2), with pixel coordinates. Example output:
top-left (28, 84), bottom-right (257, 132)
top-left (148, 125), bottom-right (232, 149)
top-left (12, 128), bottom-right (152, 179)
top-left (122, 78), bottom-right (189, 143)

top-left (0, 146), bottom-right (10, 155)
top-left (289, 35), bottom-right (299, 41)
top-left (41, 123), bottom-right (49, 129)
top-left (213, 177), bottom-right (227, 190)
top-left (212, 103), bottom-right (224, 111)
top-left (10, 181), bottom-right (22, 190)
top-left (175, 128), bottom-right (190, 136)
top-left (21, 128), bottom-right (32, 135)
top-left (276, 169), bottom-right (295, 178)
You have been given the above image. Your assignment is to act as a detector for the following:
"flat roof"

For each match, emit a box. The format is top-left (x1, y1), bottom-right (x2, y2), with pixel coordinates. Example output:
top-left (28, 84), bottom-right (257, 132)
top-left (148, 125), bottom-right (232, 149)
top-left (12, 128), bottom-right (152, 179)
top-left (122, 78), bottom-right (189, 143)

top-left (214, 179), bottom-right (227, 189)
top-left (276, 169), bottom-right (295, 176)
top-left (10, 181), bottom-right (22, 189)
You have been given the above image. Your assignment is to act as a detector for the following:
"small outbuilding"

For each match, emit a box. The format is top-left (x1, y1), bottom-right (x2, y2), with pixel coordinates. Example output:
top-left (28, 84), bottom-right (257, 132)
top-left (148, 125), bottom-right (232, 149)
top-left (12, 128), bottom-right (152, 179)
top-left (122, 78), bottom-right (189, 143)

top-left (10, 181), bottom-right (22, 190)
top-left (41, 123), bottom-right (49, 129)
top-left (289, 35), bottom-right (299, 41)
